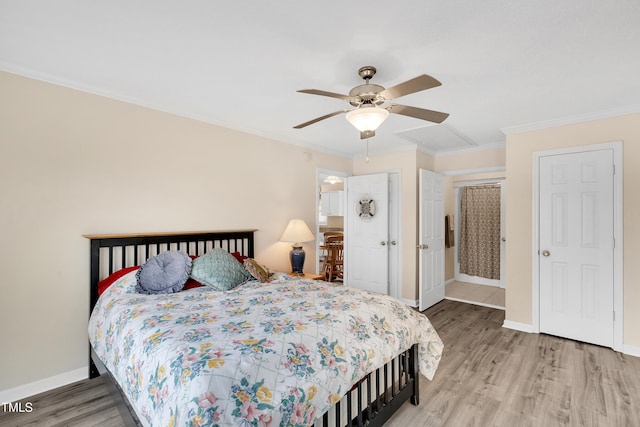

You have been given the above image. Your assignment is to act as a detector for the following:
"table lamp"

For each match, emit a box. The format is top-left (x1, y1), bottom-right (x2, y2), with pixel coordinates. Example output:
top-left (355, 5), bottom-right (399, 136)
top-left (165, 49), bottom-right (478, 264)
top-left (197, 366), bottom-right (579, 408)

top-left (280, 219), bottom-right (315, 274)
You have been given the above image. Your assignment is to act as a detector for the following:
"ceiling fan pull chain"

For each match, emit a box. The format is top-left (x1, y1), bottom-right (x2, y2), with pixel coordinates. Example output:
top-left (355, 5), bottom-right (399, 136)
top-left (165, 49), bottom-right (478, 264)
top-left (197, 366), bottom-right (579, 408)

top-left (366, 138), bottom-right (370, 163)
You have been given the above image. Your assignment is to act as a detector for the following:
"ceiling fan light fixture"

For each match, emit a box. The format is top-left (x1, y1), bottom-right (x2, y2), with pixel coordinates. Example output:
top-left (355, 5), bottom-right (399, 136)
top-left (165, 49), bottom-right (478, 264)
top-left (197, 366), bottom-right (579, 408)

top-left (345, 106), bottom-right (390, 133)
top-left (323, 175), bottom-right (342, 184)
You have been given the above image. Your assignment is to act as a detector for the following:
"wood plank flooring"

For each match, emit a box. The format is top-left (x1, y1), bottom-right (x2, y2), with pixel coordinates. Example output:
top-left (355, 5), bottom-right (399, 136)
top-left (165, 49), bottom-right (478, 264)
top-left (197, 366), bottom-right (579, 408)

top-left (0, 378), bottom-right (122, 427)
top-left (389, 300), bottom-right (640, 427)
top-left (1, 300), bottom-right (638, 426)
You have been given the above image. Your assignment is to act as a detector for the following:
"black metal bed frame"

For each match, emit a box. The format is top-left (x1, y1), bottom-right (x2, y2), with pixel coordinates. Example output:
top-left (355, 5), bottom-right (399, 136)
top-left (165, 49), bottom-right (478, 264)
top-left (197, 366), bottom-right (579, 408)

top-left (86, 230), bottom-right (419, 427)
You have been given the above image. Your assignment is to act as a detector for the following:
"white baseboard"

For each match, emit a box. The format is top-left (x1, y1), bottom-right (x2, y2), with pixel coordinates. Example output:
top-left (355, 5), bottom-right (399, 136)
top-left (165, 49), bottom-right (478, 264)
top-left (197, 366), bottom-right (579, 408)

top-left (455, 273), bottom-right (502, 288)
top-left (444, 296), bottom-right (505, 311)
top-left (0, 367), bottom-right (87, 404)
top-left (502, 319), bottom-right (535, 333)
top-left (623, 344), bottom-right (640, 358)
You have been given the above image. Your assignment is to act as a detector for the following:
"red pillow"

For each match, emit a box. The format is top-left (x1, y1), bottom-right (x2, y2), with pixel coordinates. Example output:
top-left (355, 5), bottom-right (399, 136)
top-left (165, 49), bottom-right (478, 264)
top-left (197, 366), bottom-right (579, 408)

top-left (181, 255), bottom-right (204, 289)
top-left (183, 278), bottom-right (204, 290)
top-left (231, 251), bottom-right (248, 264)
top-left (97, 266), bottom-right (140, 296)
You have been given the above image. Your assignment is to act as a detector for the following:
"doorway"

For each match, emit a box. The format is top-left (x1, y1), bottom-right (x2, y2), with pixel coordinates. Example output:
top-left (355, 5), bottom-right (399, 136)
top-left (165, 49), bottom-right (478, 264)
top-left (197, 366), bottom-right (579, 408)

top-left (454, 179), bottom-right (506, 288)
top-left (316, 169), bottom-right (350, 276)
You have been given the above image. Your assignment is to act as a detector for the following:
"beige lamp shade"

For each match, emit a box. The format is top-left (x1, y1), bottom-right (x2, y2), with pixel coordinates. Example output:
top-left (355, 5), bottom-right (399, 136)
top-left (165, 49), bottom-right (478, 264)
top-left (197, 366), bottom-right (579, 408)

top-left (280, 219), bottom-right (315, 245)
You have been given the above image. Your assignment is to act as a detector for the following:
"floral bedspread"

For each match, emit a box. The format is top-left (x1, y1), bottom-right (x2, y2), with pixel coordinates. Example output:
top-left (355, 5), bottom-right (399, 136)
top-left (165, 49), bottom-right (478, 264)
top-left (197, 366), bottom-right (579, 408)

top-left (89, 271), bottom-right (443, 427)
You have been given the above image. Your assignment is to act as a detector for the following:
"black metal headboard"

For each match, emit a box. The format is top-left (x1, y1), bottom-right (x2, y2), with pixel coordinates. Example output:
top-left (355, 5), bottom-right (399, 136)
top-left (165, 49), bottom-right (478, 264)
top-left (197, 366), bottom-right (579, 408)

top-left (85, 230), bottom-right (256, 378)
top-left (85, 230), bottom-right (256, 312)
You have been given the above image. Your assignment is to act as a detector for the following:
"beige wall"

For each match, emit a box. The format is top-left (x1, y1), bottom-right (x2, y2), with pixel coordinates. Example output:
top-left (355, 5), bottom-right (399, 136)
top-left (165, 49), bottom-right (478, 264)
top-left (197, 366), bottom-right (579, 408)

top-left (505, 113), bottom-right (640, 348)
top-left (0, 71), bottom-right (351, 393)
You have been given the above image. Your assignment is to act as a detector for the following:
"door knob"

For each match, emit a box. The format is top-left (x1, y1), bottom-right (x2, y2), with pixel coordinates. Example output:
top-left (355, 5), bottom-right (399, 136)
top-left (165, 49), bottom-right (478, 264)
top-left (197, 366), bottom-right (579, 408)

top-left (390, 240), bottom-right (397, 246)
top-left (416, 244), bottom-right (429, 249)
top-left (541, 250), bottom-right (550, 257)
top-left (380, 241), bottom-right (386, 246)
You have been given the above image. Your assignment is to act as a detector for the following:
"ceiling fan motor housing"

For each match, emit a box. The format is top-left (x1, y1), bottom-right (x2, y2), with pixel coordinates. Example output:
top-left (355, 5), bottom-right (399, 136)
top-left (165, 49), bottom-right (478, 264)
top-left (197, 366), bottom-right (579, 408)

top-left (348, 66), bottom-right (386, 106)
top-left (348, 84), bottom-right (386, 107)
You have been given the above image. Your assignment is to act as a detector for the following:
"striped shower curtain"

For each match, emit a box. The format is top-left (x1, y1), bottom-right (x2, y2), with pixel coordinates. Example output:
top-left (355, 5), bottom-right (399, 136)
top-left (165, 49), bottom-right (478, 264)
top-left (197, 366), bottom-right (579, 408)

top-left (459, 185), bottom-right (501, 280)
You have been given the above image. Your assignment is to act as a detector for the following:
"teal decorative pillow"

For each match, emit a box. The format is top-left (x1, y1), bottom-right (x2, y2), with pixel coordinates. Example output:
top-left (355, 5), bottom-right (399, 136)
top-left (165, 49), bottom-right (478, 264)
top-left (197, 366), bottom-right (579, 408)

top-left (189, 248), bottom-right (253, 291)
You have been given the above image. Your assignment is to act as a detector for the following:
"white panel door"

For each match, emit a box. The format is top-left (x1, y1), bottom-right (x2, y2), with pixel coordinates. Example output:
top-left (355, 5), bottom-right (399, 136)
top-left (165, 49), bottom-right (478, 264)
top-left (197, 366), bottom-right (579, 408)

top-left (539, 149), bottom-right (614, 347)
top-left (346, 173), bottom-right (389, 294)
top-left (419, 169), bottom-right (445, 311)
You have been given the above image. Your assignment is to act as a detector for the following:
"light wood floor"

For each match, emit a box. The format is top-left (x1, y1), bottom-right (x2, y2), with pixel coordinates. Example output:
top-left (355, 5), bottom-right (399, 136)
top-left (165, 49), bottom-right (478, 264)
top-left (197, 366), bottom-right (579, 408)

top-left (389, 300), bottom-right (640, 427)
top-left (0, 378), bottom-right (123, 427)
top-left (2, 300), bottom-right (638, 427)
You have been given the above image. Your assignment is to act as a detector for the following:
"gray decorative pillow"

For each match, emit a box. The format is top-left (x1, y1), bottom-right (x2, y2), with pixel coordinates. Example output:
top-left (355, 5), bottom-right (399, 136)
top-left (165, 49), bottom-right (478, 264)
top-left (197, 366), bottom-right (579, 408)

top-left (136, 251), bottom-right (192, 294)
top-left (190, 248), bottom-right (253, 291)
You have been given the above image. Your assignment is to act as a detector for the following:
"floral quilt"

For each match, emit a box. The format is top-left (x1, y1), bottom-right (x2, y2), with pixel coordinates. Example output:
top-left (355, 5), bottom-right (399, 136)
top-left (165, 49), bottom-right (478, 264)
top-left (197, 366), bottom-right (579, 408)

top-left (89, 271), bottom-right (443, 427)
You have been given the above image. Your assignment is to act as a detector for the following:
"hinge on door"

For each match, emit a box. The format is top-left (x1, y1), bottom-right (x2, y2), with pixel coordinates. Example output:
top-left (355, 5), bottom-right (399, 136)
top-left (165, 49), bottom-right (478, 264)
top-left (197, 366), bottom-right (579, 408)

top-left (613, 310), bottom-right (616, 321)
top-left (613, 237), bottom-right (615, 249)
top-left (612, 164), bottom-right (616, 175)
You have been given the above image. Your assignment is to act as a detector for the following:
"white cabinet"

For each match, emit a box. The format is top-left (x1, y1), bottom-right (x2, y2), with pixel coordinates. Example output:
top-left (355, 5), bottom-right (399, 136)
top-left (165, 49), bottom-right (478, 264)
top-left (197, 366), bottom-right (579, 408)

top-left (320, 191), bottom-right (344, 216)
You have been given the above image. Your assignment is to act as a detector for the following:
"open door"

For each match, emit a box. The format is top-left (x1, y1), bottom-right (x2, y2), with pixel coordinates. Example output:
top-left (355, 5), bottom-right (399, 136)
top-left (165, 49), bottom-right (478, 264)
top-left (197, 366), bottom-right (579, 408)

top-left (418, 169), bottom-right (445, 311)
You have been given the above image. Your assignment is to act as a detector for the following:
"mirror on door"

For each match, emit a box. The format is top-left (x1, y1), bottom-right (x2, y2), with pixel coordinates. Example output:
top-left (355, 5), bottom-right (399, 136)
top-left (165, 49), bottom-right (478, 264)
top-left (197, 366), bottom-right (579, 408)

top-left (317, 169), bottom-right (349, 280)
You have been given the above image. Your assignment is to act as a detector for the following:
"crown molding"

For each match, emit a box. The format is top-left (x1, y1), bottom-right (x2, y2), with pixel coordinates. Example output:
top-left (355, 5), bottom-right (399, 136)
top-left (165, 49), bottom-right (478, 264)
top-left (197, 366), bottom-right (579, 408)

top-left (415, 141), bottom-right (505, 157)
top-left (501, 104), bottom-right (640, 135)
top-left (440, 166), bottom-right (506, 177)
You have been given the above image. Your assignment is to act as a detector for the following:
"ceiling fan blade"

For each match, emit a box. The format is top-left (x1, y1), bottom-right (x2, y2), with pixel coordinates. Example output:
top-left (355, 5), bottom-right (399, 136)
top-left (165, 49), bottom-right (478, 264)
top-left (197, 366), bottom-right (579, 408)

top-left (379, 74), bottom-right (442, 101)
top-left (297, 89), bottom-right (351, 101)
top-left (387, 104), bottom-right (449, 123)
top-left (293, 110), bottom-right (348, 129)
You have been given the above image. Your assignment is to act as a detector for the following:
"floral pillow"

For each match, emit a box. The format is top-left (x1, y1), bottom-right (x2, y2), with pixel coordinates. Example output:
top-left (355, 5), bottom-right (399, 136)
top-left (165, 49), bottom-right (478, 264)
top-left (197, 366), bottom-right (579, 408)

top-left (243, 258), bottom-right (271, 282)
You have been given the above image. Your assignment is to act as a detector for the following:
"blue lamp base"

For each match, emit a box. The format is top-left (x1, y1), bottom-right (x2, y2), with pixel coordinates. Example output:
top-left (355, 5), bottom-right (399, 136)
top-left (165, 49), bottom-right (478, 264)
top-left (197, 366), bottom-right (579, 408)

top-left (289, 246), bottom-right (305, 274)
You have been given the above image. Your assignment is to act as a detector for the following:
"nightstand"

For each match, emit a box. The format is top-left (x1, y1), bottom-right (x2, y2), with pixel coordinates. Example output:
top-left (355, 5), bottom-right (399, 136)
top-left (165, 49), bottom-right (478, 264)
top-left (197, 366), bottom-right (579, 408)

top-left (290, 272), bottom-right (325, 281)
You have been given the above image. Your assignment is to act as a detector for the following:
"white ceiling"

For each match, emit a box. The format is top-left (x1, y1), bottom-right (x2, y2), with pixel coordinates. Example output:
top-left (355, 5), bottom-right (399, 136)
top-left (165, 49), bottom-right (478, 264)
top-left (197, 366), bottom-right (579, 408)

top-left (1, 1), bottom-right (639, 158)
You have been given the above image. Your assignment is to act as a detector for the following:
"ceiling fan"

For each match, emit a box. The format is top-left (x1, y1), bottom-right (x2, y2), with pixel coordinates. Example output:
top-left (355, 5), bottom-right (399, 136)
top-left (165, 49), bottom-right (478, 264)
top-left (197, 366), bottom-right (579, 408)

top-left (294, 66), bottom-right (449, 139)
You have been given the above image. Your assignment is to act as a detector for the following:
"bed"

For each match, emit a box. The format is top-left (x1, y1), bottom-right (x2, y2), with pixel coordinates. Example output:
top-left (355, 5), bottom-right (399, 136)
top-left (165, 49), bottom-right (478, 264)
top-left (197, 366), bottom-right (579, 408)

top-left (87, 230), bottom-right (443, 426)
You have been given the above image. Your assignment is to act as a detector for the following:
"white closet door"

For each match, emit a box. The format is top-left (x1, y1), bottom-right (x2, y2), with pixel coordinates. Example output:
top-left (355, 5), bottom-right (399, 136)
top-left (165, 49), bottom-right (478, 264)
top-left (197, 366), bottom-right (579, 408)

top-left (539, 149), bottom-right (614, 347)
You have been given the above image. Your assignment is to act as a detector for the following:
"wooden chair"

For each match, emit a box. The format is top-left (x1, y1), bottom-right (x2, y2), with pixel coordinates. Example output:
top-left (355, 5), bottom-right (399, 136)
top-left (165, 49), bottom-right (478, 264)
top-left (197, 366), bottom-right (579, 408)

top-left (320, 232), bottom-right (342, 272)
top-left (323, 235), bottom-right (344, 282)
top-left (323, 231), bottom-right (343, 239)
